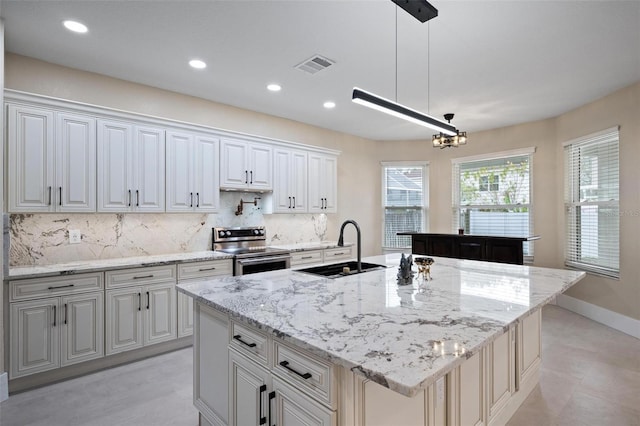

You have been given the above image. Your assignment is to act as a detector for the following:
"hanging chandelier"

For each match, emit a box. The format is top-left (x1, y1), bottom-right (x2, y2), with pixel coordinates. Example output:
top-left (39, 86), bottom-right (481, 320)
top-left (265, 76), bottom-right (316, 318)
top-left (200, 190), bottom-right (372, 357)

top-left (432, 113), bottom-right (468, 148)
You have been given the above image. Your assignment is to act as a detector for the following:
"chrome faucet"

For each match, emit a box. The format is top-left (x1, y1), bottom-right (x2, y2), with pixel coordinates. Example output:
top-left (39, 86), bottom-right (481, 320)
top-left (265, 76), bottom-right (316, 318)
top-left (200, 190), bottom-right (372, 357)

top-left (338, 219), bottom-right (362, 273)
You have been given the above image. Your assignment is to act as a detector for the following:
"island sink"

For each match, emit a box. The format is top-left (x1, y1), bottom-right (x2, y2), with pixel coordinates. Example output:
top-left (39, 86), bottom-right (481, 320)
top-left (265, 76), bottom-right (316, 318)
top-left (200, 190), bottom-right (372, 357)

top-left (297, 261), bottom-right (387, 278)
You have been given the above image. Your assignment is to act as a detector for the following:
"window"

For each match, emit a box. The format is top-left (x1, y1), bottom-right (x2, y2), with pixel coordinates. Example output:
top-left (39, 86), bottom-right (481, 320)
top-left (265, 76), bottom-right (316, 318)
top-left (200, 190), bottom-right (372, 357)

top-left (382, 163), bottom-right (428, 249)
top-left (452, 148), bottom-right (534, 257)
top-left (564, 127), bottom-right (619, 278)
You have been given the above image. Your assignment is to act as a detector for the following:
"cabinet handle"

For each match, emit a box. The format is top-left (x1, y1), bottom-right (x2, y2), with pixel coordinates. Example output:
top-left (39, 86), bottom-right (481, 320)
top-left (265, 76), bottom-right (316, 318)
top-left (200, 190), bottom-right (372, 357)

top-left (268, 391), bottom-right (276, 426)
top-left (47, 284), bottom-right (75, 290)
top-left (279, 360), bottom-right (312, 379)
top-left (245, 170), bottom-right (248, 184)
top-left (292, 196), bottom-right (295, 209)
top-left (128, 190), bottom-right (132, 207)
top-left (53, 305), bottom-right (57, 327)
top-left (136, 190), bottom-right (139, 207)
top-left (64, 303), bottom-right (68, 325)
top-left (250, 170), bottom-right (253, 184)
top-left (133, 274), bottom-right (154, 280)
top-left (232, 334), bottom-right (257, 348)
top-left (196, 192), bottom-right (200, 208)
top-left (138, 293), bottom-right (141, 311)
top-left (288, 197), bottom-right (291, 209)
top-left (48, 186), bottom-right (52, 206)
top-left (259, 384), bottom-right (267, 425)
top-left (198, 267), bottom-right (216, 271)
top-left (59, 187), bottom-right (62, 206)
top-left (190, 192), bottom-right (193, 208)
top-left (333, 252), bottom-right (345, 256)
top-left (146, 291), bottom-right (150, 310)
top-left (301, 256), bottom-right (313, 260)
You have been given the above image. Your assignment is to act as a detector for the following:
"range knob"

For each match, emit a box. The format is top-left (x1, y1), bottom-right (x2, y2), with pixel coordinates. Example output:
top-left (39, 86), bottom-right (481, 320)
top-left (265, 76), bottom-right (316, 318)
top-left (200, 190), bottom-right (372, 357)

top-left (225, 231), bottom-right (232, 236)
top-left (253, 229), bottom-right (260, 235)
top-left (259, 229), bottom-right (265, 235)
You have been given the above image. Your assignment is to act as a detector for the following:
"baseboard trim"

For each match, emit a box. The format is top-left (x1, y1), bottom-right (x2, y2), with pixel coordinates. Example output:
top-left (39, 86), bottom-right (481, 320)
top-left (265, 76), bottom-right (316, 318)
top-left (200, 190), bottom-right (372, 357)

top-left (555, 294), bottom-right (640, 339)
top-left (0, 372), bottom-right (8, 402)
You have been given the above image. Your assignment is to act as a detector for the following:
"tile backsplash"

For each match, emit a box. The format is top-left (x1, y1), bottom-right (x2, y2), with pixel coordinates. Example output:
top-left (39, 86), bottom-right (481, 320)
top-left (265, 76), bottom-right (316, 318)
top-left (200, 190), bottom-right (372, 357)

top-left (7, 192), bottom-right (331, 266)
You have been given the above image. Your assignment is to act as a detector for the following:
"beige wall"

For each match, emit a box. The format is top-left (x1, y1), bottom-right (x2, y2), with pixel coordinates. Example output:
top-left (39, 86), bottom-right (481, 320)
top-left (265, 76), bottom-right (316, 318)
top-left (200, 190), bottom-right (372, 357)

top-left (376, 82), bottom-right (640, 321)
top-left (4, 53), bottom-right (639, 322)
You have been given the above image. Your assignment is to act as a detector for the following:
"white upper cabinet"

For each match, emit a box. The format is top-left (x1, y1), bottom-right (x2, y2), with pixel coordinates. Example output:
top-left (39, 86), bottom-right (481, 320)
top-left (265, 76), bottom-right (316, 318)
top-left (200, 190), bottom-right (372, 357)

top-left (97, 119), bottom-right (165, 212)
top-left (308, 153), bottom-right (337, 213)
top-left (8, 104), bottom-right (96, 212)
top-left (220, 138), bottom-right (272, 191)
top-left (166, 130), bottom-right (220, 212)
top-left (272, 147), bottom-right (308, 213)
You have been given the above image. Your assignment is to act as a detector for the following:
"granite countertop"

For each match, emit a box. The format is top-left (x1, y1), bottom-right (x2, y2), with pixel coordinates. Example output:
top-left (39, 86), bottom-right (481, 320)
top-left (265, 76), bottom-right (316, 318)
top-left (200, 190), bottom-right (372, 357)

top-left (7, 251), bottom-right (234, 280)
top-left (269, 241), bottom-right (353, 252)
top-left (177, 253), bottom-right (585, 397)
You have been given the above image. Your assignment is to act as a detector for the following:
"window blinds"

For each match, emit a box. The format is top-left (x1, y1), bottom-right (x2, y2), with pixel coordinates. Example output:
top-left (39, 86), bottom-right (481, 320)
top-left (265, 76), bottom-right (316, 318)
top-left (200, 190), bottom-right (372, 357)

top-left (452, 152), bottom-right (533, 256)
top-left (564, 128), bottom-right (619, 278)
top-left (383, 165), bottom-right (427, 249)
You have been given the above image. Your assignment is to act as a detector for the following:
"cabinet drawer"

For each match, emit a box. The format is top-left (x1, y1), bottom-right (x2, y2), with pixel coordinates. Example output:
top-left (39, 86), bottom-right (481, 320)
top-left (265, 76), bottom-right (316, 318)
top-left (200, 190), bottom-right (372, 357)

top-left (229, 321), bottom-right (269, 366)
top-left (106, 265), bottom-right (176, 289)
top-left (177, 259), bottom-right (232, 281)
top-left (324, 247), bottom-right (352, 261)
top-left (10, 272), bottom-right (104, 302)
top-left (274, 341), bottom-right (336, 408)
top-left (291, 250), bottom-right (323, 266)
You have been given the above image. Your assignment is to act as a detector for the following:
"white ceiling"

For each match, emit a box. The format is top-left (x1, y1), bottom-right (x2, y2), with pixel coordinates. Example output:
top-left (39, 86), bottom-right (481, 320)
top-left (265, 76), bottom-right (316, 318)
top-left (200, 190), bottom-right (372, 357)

top-left (2, 0), bottom-right (639, 141)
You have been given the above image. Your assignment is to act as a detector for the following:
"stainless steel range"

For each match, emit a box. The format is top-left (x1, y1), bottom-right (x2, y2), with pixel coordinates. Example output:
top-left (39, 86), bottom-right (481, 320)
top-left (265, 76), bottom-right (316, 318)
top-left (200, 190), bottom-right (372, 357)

top-left (213, 226), bottom-right (291, 276)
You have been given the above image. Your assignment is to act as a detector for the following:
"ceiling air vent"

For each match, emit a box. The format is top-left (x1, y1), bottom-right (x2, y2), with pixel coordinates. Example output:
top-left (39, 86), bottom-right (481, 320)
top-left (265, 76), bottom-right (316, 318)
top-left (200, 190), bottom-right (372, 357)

top-left (295, 55), bottom-right (335, 74)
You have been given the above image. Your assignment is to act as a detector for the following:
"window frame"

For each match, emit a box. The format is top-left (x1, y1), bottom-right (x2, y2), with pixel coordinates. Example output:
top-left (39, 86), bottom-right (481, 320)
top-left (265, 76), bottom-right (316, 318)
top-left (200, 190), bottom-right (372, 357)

top-left (563, 126), bottom-right (620, 279)
top-left (452, 147), bottom-right (535, 261)
top-left (381, 161), bottom-right (429, 251)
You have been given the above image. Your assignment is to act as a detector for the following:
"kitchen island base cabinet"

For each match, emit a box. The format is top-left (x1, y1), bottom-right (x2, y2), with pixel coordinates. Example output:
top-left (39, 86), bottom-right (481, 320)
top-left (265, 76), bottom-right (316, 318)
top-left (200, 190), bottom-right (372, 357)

top-left (192, 300), bottom-right (542, 426)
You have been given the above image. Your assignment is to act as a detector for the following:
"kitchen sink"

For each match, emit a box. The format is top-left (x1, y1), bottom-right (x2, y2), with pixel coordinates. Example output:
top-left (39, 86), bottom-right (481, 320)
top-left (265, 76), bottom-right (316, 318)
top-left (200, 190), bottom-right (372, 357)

top-left (297, 261), bottom-right (387, 279)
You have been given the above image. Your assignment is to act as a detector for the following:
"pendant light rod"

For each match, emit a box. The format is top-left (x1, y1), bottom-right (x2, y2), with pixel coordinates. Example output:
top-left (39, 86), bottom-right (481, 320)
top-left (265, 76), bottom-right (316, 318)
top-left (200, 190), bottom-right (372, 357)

top-left (352, 87), bottom-right (458, 136)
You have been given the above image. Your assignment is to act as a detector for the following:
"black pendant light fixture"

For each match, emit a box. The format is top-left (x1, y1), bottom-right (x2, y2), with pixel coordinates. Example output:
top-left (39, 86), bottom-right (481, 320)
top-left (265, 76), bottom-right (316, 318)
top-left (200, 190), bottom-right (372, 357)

top-left (432, 113), bottom-right (468, 148)
top-left (352, 0), bottom-right (459, 137)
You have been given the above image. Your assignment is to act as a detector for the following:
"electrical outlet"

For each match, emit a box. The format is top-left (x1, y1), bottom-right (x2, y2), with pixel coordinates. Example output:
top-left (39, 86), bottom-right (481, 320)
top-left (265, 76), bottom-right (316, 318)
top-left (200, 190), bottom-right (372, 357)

top-left (69, 229), bottom-right (82, 244)
top-left (436, 377), bottom-right (445, 405)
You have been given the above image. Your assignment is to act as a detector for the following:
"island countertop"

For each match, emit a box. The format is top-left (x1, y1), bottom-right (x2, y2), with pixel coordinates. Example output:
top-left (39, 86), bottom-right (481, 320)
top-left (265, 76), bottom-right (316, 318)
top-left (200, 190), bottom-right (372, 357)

top-left (177, 253), bottom-right (585, 397)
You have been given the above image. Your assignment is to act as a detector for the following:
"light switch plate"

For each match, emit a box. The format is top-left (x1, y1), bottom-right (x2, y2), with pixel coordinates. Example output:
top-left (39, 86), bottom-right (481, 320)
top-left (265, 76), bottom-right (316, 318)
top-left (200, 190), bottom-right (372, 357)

top-left (69, 229), bottom-right (81, 244)
top-left (436, 377), bottom-right (445, 405)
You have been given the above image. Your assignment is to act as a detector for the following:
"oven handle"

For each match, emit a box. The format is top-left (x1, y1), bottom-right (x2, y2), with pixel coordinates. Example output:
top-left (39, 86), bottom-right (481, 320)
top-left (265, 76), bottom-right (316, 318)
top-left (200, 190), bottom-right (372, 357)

top-left (236, 255), bottom-right (291, 266)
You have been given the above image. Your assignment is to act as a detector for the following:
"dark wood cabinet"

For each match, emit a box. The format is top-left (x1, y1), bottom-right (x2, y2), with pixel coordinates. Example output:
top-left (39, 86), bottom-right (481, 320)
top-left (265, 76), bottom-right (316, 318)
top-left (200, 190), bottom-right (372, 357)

top-left (399, 233), bottom-right (529, 265)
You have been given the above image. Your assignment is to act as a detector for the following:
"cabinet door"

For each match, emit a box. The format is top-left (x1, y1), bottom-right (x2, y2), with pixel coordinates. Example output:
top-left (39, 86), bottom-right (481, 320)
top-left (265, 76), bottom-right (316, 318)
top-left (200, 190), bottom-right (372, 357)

top-left (487, 328), bottom-right (515, 421)
top-left (10, 298), bottom-right (60, 378)
top-left (134, 125), bottom-right (165, 212)
top-left (449, 351), bottom-right (485, 426)
top-left (61, 292), bottom-right (104, 366)
top-left (8, 104), bottom-right (55, 212)
top-left (97, 119), bottom-right (134, 212)
top-left (320, 156), bottom-right (337, 213)
top-left (195, 303), bottom-right (230, 426)
top-left (166, 130), bottom-right (194, 212)
top-left (291, 150), bottom-right (308, 212)
top-left (144, 283), bottom-right (177, 346)
top-left (106, 287), bottom-right (143, 355)
top-left (194, 135), bottom-right (220, 212)
top-left (177, 291), bottom-right (194, 338)
top-left (56, 112), bottom-right (96, 212)
top-left (307, 154), bottom-right (323, 213)
top-left (220, 139), bottom-right (249, 189)
top-left (273, 149), bottom-right (294, 213)
top-left (272, 376), bottom-right (335, 426)
top-left (229, 350), bottom-right (271, 426)
top-left (248, 143), bottom-right (273, 190)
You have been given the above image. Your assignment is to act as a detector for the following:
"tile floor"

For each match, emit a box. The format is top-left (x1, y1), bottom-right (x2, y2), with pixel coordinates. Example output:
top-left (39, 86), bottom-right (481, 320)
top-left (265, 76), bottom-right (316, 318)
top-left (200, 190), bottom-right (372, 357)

top-left (1, 305), bottom-right (639, 426)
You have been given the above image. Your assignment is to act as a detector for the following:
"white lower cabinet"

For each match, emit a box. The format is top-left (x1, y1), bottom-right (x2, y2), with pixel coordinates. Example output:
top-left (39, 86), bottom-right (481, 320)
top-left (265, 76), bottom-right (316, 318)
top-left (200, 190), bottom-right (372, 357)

top-left (105, 265), bottom-right (177, 355)
top-left (9, 273), bottom-right (105, 379)
top-left (272, 376), bottom-right (335, 426)
top-left (177, 259), bottom-right (233, 338)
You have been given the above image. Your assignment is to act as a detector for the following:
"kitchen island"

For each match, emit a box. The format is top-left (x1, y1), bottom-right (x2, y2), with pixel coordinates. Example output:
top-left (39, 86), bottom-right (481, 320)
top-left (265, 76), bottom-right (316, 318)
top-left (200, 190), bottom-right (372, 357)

top-left (178, 254), bottom-right (585, 426)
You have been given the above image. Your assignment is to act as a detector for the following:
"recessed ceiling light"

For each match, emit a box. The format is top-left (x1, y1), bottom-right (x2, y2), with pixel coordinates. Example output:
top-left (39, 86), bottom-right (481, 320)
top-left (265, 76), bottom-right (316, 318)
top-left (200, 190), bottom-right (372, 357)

top-left (189, 59), bottom-right (207, 69)
top-left (63, 20), bottom-right (88, 34)
top-left (267, 84), bottom-right (282, 92)
top-left (323, 101), bottom-right (336, 109)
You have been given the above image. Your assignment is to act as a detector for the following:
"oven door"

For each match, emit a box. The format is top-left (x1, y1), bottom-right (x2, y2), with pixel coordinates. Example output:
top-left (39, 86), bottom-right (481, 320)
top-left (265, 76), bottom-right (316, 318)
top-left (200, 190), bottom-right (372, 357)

top-left (235, 254), bottom-right (291, 276)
